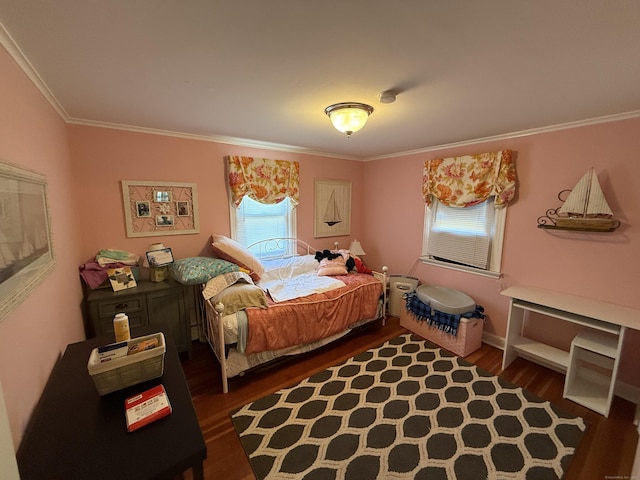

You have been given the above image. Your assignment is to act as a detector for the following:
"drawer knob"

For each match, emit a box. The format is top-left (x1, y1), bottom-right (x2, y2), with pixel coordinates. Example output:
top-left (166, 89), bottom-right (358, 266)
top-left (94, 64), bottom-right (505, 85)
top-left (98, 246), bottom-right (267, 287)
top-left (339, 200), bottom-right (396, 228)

top-left (115, 303), bottom-right (128, 310)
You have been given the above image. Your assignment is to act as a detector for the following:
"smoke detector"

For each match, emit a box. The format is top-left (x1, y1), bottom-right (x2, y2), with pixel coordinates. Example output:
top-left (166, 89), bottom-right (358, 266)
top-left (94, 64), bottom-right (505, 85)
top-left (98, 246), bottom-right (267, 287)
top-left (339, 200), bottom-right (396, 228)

top-left (379, 90), bottom-right (397, 104)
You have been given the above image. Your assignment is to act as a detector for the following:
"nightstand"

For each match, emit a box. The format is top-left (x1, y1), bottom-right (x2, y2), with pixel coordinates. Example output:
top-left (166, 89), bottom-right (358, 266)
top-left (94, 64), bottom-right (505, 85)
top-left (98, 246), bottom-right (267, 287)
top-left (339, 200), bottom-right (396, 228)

top-left (84, 279), bottom-right (199, 357)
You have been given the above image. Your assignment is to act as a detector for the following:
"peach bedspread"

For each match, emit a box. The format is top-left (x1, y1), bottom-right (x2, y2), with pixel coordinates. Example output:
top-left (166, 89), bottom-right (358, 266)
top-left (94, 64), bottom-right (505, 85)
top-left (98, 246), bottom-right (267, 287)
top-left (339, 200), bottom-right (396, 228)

top-left (245, 273), bottom-right (383, 355)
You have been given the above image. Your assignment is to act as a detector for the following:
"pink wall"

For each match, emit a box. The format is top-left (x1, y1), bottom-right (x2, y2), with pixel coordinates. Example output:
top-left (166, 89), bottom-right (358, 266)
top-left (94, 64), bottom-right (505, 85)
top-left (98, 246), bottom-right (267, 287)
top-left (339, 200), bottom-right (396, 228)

top-left (363, 118), bottom-right (640, 388)
top-left (68, 126), bottom-right (367, 262)
top-left (0, 48), bottom-right (84, 447)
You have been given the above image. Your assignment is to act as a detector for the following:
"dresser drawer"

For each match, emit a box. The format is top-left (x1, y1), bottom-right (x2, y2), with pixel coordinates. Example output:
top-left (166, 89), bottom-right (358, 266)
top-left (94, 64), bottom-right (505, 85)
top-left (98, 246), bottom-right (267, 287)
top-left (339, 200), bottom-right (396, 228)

top-left (84, 280), bottom-right (198, 356)
top-left (97, 296), bottom-right (145, 319)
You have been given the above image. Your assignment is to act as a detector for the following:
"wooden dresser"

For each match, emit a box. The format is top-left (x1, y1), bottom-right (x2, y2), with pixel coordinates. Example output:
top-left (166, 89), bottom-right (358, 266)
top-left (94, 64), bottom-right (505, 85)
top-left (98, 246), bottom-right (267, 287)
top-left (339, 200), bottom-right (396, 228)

top-left (84, 279), bottom-right (199, 357)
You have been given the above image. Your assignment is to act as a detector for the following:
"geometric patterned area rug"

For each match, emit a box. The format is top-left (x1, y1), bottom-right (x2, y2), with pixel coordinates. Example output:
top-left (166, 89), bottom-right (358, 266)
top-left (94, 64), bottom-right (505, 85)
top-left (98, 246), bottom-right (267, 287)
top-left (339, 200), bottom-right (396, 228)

top-left (231, 334), bottom-right (587, 480)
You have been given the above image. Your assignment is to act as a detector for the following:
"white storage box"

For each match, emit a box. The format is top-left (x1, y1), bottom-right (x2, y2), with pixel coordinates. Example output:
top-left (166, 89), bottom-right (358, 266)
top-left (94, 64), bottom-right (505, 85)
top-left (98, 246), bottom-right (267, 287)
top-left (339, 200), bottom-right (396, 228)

top-left (400, 307), bottom-right (483, 357)
top-left (87, 332), bottom-right (166, 395)
top-left (389, 275), bottom-right (419, 317)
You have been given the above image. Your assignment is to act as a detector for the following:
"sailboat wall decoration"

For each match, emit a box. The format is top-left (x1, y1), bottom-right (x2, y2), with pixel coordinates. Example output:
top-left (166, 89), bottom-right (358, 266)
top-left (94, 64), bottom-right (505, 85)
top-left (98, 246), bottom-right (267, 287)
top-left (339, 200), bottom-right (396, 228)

top-left (314, 179), bottom-right (351, 238)
top-left (537, 168), bottom-right (620, 232)
top-left (0, 161), bottom-right (55, 322)
top-left (323, 190), bottom-right (342, 226)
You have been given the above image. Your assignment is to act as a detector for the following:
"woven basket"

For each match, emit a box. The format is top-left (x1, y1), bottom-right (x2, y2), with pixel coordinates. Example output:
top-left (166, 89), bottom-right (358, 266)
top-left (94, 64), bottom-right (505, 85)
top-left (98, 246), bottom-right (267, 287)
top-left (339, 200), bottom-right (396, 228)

top-left (87, 332), bottom-right (165, 395)
top-left (400, 308), bottom-right (483, 357)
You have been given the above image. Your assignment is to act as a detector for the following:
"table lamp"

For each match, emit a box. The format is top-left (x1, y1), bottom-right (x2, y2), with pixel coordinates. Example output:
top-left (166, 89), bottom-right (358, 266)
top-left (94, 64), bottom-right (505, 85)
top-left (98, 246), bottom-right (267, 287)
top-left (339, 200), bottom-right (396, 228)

top-left (145, 243), bottom-right (173, 282)
top-left (349, 239), bottom-right (366, 256)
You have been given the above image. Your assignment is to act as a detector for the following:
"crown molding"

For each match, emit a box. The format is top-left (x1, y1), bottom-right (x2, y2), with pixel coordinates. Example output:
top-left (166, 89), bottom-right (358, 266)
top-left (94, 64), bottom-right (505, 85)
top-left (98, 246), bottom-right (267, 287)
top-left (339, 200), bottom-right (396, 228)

top-left (3, 19), bottom-right (639, 163)
top-left (0, 21), bottom-right (69, 120)
top-left (68, 110), bottom-right (640, 163)
top-left (66, 117), bottom-right (360, 161)
top-left (366, 110), bottom-right (640, 161)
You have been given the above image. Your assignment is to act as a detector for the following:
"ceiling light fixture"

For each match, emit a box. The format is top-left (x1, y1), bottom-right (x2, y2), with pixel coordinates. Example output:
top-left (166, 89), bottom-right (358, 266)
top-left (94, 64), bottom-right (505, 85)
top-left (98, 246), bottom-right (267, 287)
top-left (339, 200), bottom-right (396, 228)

top-left (324, 102), bottom-right (374, 137)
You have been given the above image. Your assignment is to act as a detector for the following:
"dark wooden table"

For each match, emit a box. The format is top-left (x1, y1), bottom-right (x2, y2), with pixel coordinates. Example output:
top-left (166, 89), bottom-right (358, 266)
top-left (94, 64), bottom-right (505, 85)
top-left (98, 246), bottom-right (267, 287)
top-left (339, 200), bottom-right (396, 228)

top-left (17, 328), bottom-right (206, 480)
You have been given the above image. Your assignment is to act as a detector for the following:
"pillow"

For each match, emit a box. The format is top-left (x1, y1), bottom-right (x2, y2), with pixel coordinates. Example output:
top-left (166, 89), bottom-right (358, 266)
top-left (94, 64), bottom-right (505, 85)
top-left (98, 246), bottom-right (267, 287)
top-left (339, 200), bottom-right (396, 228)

top-left (169, 257), bottom-right (239, 285)
top-left (316, 256), bottom-right (348, 276)
top-left (202, 271), bottom-right (254, 300)
top-left (211, 234), bottom-right (265, 280)
top-left (353, 257), bottom-right (372, 274)
top-left (211, 283), bottom-right (268, 316)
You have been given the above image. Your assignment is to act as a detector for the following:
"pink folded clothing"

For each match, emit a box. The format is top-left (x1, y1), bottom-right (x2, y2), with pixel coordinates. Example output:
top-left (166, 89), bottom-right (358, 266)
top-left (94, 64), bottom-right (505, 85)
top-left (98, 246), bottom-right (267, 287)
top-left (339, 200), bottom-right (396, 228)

top-left (79, 261), bottom-right (126, 289)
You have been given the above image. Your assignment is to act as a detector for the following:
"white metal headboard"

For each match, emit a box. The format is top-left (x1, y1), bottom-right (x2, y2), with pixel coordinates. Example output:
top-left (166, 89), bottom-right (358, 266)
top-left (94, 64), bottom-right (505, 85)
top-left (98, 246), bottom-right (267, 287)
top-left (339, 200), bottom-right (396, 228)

top-left (247, 237), bottom-right (319, 260)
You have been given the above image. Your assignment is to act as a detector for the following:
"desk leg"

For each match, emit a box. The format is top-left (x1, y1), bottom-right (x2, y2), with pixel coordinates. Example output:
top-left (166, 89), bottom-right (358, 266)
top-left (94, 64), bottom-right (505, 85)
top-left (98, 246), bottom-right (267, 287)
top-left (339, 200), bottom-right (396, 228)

top-left (192, 462), bottom-right (204, 480)
top-left (502, 301), bottom-right (525, 370)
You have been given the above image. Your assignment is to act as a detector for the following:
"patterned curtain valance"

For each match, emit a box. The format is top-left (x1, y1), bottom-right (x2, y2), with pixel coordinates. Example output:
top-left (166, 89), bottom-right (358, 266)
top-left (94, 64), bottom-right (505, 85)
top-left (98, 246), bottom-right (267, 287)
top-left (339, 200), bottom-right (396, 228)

top-left (422, 150), bottom-right (516, 208)
top-left (226, 156), bottom-right (300, 208)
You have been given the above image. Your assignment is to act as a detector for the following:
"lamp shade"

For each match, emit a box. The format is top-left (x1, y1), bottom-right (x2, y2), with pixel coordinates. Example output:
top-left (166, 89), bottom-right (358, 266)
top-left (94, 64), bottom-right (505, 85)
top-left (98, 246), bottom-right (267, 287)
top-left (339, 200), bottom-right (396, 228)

top-left (325, 102), bottom-right (374, 137)
top-left (148, 243), bottom-right (166, 252)
top-left (349, 239), bottom-right (366, 256)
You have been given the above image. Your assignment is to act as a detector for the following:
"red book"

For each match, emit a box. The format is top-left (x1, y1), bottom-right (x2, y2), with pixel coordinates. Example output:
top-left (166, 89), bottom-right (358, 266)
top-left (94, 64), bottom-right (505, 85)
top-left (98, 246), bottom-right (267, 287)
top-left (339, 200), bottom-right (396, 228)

top-left (125, 384), bottom-right (172, 432)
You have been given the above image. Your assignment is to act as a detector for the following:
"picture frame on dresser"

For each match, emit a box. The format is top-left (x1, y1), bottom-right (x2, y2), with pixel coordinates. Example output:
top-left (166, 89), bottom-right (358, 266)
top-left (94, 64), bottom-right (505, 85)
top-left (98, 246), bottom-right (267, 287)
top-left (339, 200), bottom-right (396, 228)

top-left (146, 247), bottom-right (174, 267)
top-left (0, 160), bottom-right (55, 322)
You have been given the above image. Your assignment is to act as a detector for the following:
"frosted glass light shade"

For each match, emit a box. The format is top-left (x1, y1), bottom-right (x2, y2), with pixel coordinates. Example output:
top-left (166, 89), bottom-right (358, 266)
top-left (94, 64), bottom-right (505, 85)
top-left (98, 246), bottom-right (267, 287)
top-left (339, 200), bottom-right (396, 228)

top-left (349, 239), bottom-right (366, 256)
top-left (325, 103), bottom-right (374, 137)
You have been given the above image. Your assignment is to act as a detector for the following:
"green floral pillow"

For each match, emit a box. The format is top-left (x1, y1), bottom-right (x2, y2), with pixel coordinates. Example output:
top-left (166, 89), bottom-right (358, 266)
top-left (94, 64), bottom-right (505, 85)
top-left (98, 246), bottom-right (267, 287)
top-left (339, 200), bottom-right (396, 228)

top-left (169, 257), bottom-right (239, 285)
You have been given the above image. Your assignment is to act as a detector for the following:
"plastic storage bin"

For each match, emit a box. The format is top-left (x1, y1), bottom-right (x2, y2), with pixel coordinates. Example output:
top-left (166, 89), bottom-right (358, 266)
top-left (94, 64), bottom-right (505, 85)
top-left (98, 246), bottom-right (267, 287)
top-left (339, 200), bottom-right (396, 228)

top-left (87, 332), bottom-right (166, 395)
top-left (389, 275), bottom-right (419, 317)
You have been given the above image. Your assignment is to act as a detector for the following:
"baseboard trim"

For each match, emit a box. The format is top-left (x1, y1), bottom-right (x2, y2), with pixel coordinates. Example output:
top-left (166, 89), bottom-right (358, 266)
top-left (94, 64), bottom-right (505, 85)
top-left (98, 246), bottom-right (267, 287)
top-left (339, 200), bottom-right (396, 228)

top-left (482, 332), bottom-right (640, 406)
top-left (616, 382), bottom-right (640, 406)
top-left (481, 331), bottom-right (504, 351)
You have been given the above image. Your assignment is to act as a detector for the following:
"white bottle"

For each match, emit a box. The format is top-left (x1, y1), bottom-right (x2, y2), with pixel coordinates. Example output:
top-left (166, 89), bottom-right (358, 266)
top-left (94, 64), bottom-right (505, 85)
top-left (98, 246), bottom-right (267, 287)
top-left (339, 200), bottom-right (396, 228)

top-left (113, 313), bottom-right (131, 342)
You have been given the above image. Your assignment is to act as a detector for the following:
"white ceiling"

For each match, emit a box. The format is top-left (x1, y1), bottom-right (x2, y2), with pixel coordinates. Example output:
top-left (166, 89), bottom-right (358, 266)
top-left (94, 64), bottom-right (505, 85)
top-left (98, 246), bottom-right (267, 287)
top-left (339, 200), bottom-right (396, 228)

top-left (1, 1), bottom-right (639, 160)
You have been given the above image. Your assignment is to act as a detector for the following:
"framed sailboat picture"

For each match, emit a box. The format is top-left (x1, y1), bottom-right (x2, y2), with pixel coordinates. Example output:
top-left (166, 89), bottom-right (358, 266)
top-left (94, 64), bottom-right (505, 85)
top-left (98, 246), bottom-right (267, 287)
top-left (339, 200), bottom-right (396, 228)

top-left (0, 161), bottom-right (55, 322)
top-left (314, 179), bottom-right (351, 238)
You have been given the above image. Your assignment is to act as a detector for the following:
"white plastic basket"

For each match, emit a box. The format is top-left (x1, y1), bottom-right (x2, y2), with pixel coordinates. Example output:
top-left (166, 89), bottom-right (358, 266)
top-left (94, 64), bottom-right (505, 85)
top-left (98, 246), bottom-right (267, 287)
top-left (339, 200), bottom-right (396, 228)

top-left (87, 332), bottom-right (166, 395)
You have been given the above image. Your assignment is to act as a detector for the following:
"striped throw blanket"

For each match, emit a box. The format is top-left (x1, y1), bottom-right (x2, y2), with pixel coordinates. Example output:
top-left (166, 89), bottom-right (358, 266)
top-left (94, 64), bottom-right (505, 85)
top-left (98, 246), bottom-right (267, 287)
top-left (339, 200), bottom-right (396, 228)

top-left (404, 290), bottom-right (485, 336)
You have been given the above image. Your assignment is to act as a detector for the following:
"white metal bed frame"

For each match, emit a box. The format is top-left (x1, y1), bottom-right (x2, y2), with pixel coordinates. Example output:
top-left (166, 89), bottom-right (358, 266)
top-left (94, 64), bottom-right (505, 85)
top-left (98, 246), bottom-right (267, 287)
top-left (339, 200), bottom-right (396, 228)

top-left (204, 238), bottom-right (388, 393)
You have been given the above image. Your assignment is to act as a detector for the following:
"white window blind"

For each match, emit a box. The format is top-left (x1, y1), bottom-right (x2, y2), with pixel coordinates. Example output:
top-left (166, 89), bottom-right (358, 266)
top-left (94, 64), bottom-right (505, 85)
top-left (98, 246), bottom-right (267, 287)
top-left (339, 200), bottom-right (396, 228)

top-left (231, 196), bottom-right (296, 257)
top-left (425, 199), bottom-right (496, 269)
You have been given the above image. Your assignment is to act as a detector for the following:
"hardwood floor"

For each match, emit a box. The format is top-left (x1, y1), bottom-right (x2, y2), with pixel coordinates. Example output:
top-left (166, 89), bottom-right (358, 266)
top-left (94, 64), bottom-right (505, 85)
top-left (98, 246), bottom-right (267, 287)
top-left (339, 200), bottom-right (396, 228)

top-left (179, 316), bottom-right (638, 480)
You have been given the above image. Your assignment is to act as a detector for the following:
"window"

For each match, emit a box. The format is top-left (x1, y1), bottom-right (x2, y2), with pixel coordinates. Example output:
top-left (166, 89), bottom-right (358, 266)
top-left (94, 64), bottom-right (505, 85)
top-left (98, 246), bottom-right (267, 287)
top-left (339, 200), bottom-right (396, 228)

top-left (422, 197), bottom-right (506, 277)
top-left (230, 196), bottom-right (296, 258)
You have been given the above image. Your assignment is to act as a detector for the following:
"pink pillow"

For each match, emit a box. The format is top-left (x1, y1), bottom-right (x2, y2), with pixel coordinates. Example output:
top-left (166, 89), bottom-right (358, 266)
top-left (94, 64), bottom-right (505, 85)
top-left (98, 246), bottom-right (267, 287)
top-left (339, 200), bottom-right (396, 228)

top-left (211, 235), bottom-right (264, 280)
top-left (316, 256), bottom-right (347, 276)
top-left (353, 257), bottom-right (372, 274)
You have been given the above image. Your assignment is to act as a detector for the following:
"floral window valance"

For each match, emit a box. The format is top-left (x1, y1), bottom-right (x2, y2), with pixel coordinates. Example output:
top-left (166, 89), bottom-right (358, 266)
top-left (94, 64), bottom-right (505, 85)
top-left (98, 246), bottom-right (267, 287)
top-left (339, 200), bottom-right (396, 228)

top-left (422, 150), bottom-right (516, 208)
top-left (226, 156), bottom-right (300, 208)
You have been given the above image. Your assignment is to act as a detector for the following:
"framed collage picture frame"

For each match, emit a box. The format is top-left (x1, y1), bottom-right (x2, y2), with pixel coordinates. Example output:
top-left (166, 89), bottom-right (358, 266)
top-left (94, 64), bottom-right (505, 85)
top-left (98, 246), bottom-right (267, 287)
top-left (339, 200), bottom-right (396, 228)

top-left (121, 180), bottom-right (200, 237)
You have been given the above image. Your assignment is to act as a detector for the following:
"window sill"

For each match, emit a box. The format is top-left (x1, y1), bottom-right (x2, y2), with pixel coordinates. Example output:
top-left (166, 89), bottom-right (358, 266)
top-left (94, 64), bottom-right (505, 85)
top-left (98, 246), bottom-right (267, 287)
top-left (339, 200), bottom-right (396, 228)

top-left (419, 256), bottom-right (502, 279)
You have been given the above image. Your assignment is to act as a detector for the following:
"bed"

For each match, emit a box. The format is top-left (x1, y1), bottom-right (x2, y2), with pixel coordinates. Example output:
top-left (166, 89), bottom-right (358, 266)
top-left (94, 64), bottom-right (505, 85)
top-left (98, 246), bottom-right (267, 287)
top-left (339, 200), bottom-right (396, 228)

top-left (201, 237), bottom-right (388, 393)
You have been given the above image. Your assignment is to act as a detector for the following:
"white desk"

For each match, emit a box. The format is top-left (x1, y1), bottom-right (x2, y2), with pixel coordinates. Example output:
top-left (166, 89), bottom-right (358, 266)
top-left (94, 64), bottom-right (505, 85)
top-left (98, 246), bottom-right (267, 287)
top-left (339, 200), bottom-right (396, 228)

top-left (501, 285), bottom-right (638, 416)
